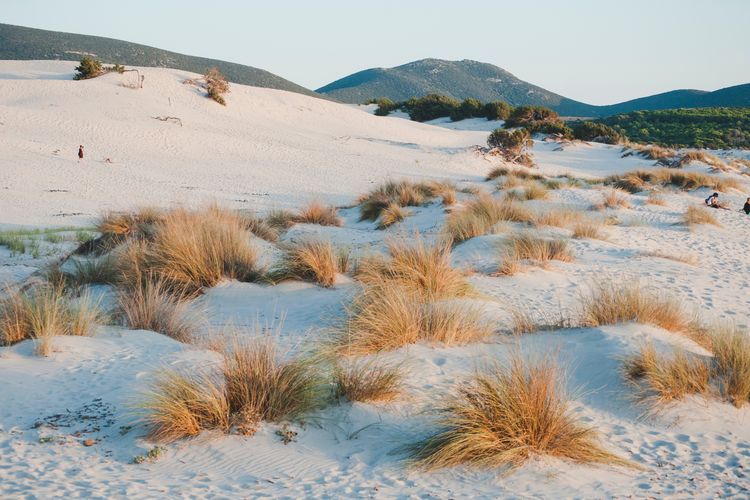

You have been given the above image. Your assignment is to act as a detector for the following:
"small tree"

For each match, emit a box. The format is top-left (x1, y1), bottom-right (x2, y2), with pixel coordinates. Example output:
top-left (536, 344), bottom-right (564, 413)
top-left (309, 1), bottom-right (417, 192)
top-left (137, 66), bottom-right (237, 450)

top-left (205, 67), bottom-right (230, 105)
top-left (374, 97), bottom-right (397, 116)
top-left (483, 101), bottom-right (512, 121)
top-left (487, 128), bottom-right (533, 164)
top-left (451, 98), bottom-right (483, 121)
top-left (572, 121), bottom-right (623, 144)
top-left (74, 56), bottom-right (103, 80)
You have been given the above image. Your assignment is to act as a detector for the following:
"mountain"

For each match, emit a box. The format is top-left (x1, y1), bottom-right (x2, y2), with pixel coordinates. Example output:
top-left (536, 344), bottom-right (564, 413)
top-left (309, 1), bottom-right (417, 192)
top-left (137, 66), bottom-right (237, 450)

top-left (0, 23), bottom-right (319, 98)
top-left (317, 59), bottom-right (595, 115)
top-left (317, 59), bottom-right (750, 117)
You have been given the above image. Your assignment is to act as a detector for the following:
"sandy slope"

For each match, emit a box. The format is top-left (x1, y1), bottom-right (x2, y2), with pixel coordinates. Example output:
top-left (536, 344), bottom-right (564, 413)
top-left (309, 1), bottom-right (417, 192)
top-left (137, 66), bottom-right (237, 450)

top-left (2, 61), bottom-right (750, 499)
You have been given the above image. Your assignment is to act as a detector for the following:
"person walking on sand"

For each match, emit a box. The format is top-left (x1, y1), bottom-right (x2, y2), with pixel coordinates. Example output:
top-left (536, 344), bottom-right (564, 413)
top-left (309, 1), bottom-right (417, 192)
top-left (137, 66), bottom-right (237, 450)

top-left (78, 145), bottom-right (84, 161)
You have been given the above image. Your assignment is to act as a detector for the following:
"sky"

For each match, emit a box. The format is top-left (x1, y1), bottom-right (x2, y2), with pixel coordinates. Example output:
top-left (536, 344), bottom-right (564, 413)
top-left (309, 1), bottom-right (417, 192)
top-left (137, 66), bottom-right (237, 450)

top-left (2, 0), bottom-right (749, 105)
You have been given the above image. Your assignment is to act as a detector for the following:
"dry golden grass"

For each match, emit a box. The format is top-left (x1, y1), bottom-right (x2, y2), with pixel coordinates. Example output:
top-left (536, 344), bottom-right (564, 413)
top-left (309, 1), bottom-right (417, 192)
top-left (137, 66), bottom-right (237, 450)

top-left (0, 285), bottom-right (105, 354)
top-left (677, 150), bottom-right (727, 170)
top-left (136, 206), bottom-right (263, 296)
top-left (486, 166), bottom-right (544, 182)
top-left (628, 144), bottom-right (676, 161)
top-left (378, 203), bottom-right (408, 229)
top-left (295, 200), bottom-right (342, 226)
top-left (710, 325), bottom-right (750, 407)
top-left (116, 279), bottom-right (201, 343)
top-left (520, 182), bottom-right (549, 200)
top-left (356, 237), bottom-right (473, 300)
top-left (645, 191), bottom-right (667, 206)
top-left (333, 358), bottom-right (405, 402)
top-left (337, 279), bottom-right (490, 355)
top-left (265, 208), bottom-right (297, 231)
top-left (682, 205), bottom-right (721, 228)
top-left (268, 239), bottom-right (341, 287)
top-left (533, 208), bottom-right (586, 229)
top-left (140, 368), bottom-right (230, 443)
top-left (572, 219), bottom-right (605, 240)
top-left (410, 354), bottom-right (628, 470)
top-left (623, 343), bottom-right (710, 406)
top-left (221, 335), bottom-right (326, 425)
top-left (445, 195), bottom-right (533, 243)
top-left (358, 180), bottom-right (433, 221)
top-left (502, 233), bottom-right (574, 267)
top-left (579, 282), bottom-right (704, 342)
top-left (239, 213), bottom-right (279, 242)
top-left (639, 249), bottom-right (698, 266)
top-left (593, 188), bottom-right (631, 210)
top-left (606, 169), bottom-right (739, 194)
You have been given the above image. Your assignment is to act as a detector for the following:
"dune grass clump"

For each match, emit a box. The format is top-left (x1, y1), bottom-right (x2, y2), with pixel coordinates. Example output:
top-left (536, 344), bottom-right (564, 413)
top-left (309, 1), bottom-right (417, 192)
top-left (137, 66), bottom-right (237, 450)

top-left (131, 206), bottom-right (263, 296)
top-left (356, 237), bottom-right (473, 300)
top-left (66, 256), bottom-right (120, 288)
top-left (623, 343), bottom-right (710, 406)
top-left (579, 282), bottom-right (703, 342)
top-left (486, 166), bottom-right (544, 182)
top-left (626, 144), bottom-right (676, 162)
top-left (239, 213), bottom-right (279, 242)
top-left (141, 331), bottom-right (327, 442)
top-left (267, 239), bottom-right (342, 287)
top-left (676, 150), bottom-right (727, 170)
top-left (116, 279), bottom-right (201, 343)
top-left (410, 355), bottom-right (628, 470)
top-left (338, 279), bottom-right (490, 355)
top-left (682, 205), bottom-right (721, 228)
top-left (645, 191), bottom-right (667, 206)
top-left (533, 208), bottom-right (586, 229)
top-left (265, 209), bottom-right (297, 231)
top-left (333, 358), bottom-right (405, 402)
top-left (357, 180), bottom-right (455, 222)
top-left (572, 219), bottom-right (605, 239)
top-left (295, 200), bottom-right (342, 227)
top-left (606, 169), bottom-right (739, 194)
top-left (378, 203), bottom-right (408, 229)
top-left (0, 285), bottom-right (105, 355)
top-left (506, 182), bottom-right (549, 201)
top-left (593, 188), bottom-right (631, 210)
top-left (710, 325), bottom-right (750, 407)
top-left (501, 233), bottom-right (574, 269)
top-left (140, 369), bottom-right (230, 442)
top-left (445, 195), bottom-right (533, 243)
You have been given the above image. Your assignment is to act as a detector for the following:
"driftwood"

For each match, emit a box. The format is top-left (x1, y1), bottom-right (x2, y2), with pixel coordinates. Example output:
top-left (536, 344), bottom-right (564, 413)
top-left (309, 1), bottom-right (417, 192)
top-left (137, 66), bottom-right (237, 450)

top-left (151, 116), bottom-right (183, 127)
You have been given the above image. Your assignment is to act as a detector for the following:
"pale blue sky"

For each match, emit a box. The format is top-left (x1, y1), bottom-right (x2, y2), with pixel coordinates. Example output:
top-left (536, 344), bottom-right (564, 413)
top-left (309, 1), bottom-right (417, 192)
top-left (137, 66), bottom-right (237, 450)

top-left (3, 0), bottom-right (749, 104)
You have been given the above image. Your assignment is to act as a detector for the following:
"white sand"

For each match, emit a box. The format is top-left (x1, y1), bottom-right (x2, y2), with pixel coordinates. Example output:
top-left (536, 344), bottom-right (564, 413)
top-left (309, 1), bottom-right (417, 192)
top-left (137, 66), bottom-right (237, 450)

top-left (2, 61), bottom-right (750, 498)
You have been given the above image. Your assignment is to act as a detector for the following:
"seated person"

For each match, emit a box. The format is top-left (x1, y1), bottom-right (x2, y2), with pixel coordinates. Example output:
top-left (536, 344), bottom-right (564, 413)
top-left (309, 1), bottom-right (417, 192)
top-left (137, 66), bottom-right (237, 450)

top-left (744, 197), bottom-right (750, 215)
top-left (705, 192), bottom-right (720, 208)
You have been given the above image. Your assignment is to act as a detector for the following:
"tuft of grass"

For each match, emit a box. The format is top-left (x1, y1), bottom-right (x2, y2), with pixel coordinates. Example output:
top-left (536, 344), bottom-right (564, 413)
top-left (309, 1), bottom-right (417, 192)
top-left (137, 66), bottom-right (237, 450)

top-left (520, 182), bottom-right (549, 200)
top-left (239, 213), bottom-right (279, 242)
top-left (221, 334), bottom-right (327, 425)
top-left (295, 200), bottom-right (342, 227)
top-left (572, 219), bottom-right (605, 240)
top-left (676, 150), bottom-right (727, 170)
top-left (593, 189), bottom-right (631, 210)
top-left (0, 285), bottom-right (104, 354)
top-left (140, 206), bottom-right (263, 296)
top-left (639, 249), bottom-right (698, 266)
top-left (533, 208), bottom-right (585, 229)
top-left (711, 325), bottom-right (750, 407)
top-left (682, 205), bottom-right (721, 228)
top-left (605, 169), bottom-right (739, 194)
top-left (357, 180), bottom-right (451, 222)
top-left (579, 282), bottom-right (703, 342)
top-left (116, 279), bottom-right (201, 343)
top-left (502, 233), bottom-right (574, 267)
top-left (410, 354), bottom-right (628, 470)
top-left (623, 343), bottom-right (710, 406)
top-left (337, 279), bottom-right (490, 355)
top-left (378, 203), bottom-right (408, 229)
top-left (645, 191), bottom-right (667, 206)
top-left (486, 166), bottom-right (544, 182)
top-left (265, 209), bottom-right (297, 231)
top-left (356, 236), bottom-right (473, 301)
top-left (67, 256), bottom-right (120, 287)
top-left (445, 195), bottom-right (533, 243)
top-left (333, 358), bottom-right (405, 402)
top-left (268, 239), bottom-right (342, 287)
top-left (139, 369), bottom-right (230, 443)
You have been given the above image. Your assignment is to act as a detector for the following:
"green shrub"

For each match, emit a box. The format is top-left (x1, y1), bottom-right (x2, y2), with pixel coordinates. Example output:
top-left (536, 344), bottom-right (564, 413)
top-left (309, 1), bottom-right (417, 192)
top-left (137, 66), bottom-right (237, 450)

top-left (451, 98), bottom-right (483, 121)
top-left (505, 106), bottom-right (559, 128)
top-left (74, 56), bottom-right (103, 80)
top-left (374, 97), bottom-right (398, 116)
top-left (407, 94), bottom-right (461, 122)
top-left (483, 101), bottom-right (512, 121)
top-left (571, 121), bottom-right (623, 144)
top-left (487, 128), bottom-right (533, 163)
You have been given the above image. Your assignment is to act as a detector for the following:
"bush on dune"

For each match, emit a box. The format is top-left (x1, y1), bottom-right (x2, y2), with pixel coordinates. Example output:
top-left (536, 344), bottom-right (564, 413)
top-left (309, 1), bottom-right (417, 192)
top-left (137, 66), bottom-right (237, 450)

top-left (357, 180), bottom-right (453, 224)
top-left (487, 128), bottom-right (534, 165)
top-left (682, 205), bottom-right (721, 228)
top-left (205, 67), bottom-right (230, 105)
top-left (710, 325), bottom-right (750, 407)
top-left (571, 121), bottom-right (623, 144)
top-left (410, 354), bottom-right (629, 470)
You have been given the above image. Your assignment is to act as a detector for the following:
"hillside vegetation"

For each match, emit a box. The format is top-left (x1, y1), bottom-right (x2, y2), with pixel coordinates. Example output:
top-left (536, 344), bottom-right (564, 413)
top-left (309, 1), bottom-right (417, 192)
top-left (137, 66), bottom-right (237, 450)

top-left (601, 108), bottom-right (750, 149)
top-left (0, 23), bottom-right (318, 98)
